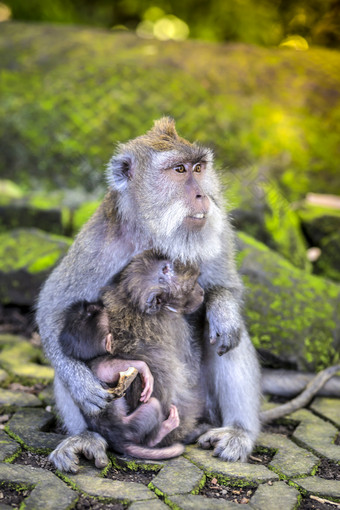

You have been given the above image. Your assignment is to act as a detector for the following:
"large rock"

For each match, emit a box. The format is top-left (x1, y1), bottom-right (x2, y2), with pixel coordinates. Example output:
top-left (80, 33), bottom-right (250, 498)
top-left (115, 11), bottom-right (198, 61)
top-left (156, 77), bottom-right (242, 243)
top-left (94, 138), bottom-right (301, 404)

top-left (0, 22), bottom-right (340, 198)
top-left (225, 169), bottom-right (310, 270)
top-left (237, 232), bottom-right (340, 371)
top-left (0, 179), bottom-right (102, 236)
top-left (298, 200), bottom-right (340, 246)
top-left (314, 232), bottom-right (340, 282)
top-left (0, 228), bottom-right (72, 305)
top-left (297, 199), bottom-right (340, 281)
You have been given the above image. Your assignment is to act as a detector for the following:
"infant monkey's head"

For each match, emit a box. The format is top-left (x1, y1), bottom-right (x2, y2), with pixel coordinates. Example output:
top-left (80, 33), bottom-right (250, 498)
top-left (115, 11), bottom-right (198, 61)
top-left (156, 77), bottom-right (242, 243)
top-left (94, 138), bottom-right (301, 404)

top-left (60, 300), bottom-right (110, 361)
top-left (60, 252), bottom-right (205, 362)
top-left (103, 251), bottom-right (204, 316)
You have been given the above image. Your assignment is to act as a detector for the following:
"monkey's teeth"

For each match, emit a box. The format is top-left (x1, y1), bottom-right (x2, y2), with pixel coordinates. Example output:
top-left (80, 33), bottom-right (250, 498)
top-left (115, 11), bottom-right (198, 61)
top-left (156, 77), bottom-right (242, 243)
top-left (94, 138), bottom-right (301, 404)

top-left (192, 214), bottom-right (205, 219)
top-left (165, 306), bottom-right (178, 313)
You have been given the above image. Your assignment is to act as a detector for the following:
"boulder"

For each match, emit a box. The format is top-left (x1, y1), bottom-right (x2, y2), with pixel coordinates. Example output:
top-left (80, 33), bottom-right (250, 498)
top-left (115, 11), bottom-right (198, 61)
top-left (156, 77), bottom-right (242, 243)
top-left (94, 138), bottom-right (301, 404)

top-left (237, 232), bottom-right (340, 371)
top-left (314, 232), bottom-right (340, 282)
top-left (297, 200), bottom-right (340, 247)
top-left (0, 228), bottom-right (72, 305)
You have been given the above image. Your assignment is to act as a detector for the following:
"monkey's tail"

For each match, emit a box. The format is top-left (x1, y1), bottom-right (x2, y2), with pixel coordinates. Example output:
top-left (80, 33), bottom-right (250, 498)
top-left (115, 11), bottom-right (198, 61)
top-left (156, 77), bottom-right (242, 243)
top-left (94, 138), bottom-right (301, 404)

top-left (260, 364), bottom-right (340, 423)
top-left (124, 442), bottom-right (185, 460)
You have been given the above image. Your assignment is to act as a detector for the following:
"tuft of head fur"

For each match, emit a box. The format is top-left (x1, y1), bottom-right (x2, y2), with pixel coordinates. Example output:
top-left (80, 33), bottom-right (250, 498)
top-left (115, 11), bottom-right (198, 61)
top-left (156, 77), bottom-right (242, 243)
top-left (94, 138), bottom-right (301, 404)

top-left (140, 117), bottom-right (193, 152)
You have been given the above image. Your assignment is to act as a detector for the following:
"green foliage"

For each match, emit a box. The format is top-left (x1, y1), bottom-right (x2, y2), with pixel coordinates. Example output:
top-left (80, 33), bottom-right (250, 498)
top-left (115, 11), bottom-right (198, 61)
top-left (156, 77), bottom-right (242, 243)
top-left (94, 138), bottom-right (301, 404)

top-left (0, 23), bottom-right (339, 199)
top-left (4, 0), bottom-right (340, 48)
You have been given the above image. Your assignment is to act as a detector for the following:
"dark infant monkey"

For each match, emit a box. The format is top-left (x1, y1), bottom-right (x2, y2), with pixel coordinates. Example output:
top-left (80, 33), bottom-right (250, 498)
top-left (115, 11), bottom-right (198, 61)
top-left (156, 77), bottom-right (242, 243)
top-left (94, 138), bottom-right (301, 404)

top-left (58, 251), bottom-right (205, 461)
top-left (37, 118), bottom-right (261, 472)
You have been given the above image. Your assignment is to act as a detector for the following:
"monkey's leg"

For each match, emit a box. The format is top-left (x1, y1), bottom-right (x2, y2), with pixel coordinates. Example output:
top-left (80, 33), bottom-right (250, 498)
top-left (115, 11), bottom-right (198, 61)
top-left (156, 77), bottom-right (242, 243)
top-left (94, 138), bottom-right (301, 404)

top-left (198, 327), bottom-right (261, 462)
top-left (49, 431), bottom-right (109, 473)
top-left (123, 397), bottom-right (163, 442)
top-left (148, 404), bottom-right (180, 447)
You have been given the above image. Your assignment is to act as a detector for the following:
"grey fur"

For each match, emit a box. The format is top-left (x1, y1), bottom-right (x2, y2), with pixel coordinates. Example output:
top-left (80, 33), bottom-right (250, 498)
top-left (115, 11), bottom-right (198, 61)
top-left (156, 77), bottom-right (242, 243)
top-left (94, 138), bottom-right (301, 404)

top-left (37, 117), bottom-right (261, 468)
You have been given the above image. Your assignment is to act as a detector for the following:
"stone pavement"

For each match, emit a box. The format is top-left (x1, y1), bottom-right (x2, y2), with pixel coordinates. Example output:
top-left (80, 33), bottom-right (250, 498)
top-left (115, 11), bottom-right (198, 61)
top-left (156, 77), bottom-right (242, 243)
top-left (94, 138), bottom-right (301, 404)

top-left (0, 335), bottom-right (339, 509)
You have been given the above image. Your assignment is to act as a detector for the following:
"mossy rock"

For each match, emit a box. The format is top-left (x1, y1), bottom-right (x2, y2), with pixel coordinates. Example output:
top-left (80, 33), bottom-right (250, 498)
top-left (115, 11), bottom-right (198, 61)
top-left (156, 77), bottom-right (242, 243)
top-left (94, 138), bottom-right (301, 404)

top-left (72, 199), bottom-right (101, 233)
top-left (0, 200), bottom-right (64, 235)
top-left (237, 232), bottom-right (340, 371)
top-left (1, 23), bottom-right (340, 198)
top-left (0, 228), bottom-right (72, 305)
top-left (314, 232), bottom-right (340, 282)
top-left (297, 202), bottom-right (340, 246)
top-left (0, 334), bottom-right (54, 383)
top-left (0, 180), bottom-right (103, 236)
top-left (225, 169), bottom-right (310, 270)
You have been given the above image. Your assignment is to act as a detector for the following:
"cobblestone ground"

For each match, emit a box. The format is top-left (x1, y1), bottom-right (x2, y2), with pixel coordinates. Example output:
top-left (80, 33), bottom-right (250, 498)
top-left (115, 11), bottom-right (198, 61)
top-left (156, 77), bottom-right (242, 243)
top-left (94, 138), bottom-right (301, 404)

top-left (0, 335), bottom-right (339, 509)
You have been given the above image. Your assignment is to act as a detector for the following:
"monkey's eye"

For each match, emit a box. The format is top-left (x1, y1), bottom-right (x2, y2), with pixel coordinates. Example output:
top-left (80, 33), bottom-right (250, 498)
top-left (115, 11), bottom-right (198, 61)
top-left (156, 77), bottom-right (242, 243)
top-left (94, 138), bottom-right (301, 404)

top-left (174, 164), bottom-right (185, 173)
top-left (194, 163), bottom-right (201, 173)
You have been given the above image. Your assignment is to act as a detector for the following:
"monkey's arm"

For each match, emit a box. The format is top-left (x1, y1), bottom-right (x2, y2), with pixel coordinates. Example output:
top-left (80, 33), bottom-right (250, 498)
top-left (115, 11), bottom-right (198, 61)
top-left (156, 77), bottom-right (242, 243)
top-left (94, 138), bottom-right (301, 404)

top-left (261, 364), bottom-right (340, 423)
top-left (36, 199), bottom-right (145, 417)
top-left (200, 226), bottom-right (245, 355)
top-left (89, 356), bottom-right (154, 403)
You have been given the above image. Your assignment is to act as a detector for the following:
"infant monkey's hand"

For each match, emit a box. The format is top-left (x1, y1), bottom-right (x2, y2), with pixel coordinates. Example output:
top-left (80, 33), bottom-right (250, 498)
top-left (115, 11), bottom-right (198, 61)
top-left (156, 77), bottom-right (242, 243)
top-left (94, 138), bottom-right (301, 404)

top-left (107, 367), bottom-right (138, 399)
top-left (133, 360), bottom-right (154, 403)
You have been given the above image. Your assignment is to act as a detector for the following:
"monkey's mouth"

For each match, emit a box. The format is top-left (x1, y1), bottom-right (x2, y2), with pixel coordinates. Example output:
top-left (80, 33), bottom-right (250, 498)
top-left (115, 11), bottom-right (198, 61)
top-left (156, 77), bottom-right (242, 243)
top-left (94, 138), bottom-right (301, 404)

top-left (165, 305), bottom-right (178, 313)
top-left (187, 213), bottom-right (207, 221)
top-left (185, 213), bottom-right (207, 227)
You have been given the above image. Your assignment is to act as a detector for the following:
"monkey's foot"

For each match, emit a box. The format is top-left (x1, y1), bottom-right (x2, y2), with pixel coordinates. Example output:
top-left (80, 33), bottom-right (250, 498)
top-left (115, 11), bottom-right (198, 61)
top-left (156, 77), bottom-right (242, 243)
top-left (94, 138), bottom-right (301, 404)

top-left (198, 427), bottom-right (254, 462)
top-left (49, 431), bottom-right (109, 473)
top-left (107, 367), bottom-right (138, 399)
top-left (148, 404), bottom-right (180, 447)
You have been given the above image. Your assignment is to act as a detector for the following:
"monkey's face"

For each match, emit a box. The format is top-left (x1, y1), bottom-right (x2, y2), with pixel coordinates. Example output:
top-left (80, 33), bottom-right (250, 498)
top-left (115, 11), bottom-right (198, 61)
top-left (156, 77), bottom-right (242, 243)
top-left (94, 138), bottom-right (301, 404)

top-left (107, 118), bottom-right (225, 263)
top-left (73, 301), bottom-right (108, 348)
top-left (123, 254), bottom-right (204, 316)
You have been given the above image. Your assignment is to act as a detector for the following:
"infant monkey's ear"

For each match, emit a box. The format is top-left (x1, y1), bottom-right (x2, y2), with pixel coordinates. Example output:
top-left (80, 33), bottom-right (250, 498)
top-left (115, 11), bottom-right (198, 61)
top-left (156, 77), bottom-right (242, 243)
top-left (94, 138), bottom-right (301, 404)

top-left (105, 333), bottom-right (114, 353)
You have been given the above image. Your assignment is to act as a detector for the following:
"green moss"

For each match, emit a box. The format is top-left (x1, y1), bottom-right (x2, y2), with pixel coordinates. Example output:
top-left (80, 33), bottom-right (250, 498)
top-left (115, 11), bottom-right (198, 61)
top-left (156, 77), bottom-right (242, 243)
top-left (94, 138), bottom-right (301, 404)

top-left (0, 228), bottom-right (72, 276)
top-left (190, 473), bottom-right (206, 495)
top-left (0, 339), bottom-right (54, 384)
top-left (3, 449), bottom-right (22, 464)
top-left (109, 453), bottom-right (162, 472)
top-left (238, 232), bottom-right (340, 370)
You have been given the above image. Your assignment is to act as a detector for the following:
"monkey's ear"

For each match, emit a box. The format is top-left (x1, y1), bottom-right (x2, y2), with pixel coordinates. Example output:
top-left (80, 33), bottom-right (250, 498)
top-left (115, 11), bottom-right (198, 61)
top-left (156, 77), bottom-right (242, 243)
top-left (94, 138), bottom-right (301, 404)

top-left (107, 153), bottom-right (134, 191)
top-left (145, 293), bottom-right (164, 315)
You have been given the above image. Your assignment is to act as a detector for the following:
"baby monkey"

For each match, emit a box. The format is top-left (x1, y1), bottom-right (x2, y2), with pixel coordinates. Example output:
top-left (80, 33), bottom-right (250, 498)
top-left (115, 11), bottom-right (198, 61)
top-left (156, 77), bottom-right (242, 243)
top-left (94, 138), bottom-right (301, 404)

top-left (60, 251), bottom-right (204, 460)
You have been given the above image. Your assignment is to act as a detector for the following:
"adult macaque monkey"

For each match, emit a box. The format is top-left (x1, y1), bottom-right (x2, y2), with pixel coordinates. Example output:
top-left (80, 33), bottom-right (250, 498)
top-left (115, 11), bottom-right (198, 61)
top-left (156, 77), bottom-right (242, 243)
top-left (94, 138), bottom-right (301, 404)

top-left (37, 118), bottom-right (261, 471)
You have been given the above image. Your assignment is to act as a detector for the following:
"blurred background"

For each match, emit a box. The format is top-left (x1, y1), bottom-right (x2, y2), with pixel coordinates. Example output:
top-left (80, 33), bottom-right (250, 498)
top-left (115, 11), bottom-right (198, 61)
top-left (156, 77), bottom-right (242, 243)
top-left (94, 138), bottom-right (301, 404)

top-left (2, 0), bottom-right (340, 48)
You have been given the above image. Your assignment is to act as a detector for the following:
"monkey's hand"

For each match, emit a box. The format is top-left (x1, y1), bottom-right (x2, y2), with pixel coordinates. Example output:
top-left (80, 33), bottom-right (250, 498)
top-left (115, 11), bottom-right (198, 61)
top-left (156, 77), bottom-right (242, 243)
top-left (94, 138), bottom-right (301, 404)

top-left (89, 357), bottom-right (153, 402)
top-left (67, 361), bottom-right (113, 416)
top-left (206, 298), bottom-right (242, 356)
